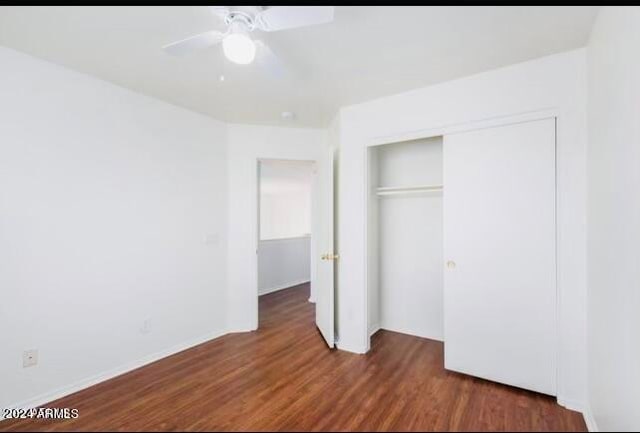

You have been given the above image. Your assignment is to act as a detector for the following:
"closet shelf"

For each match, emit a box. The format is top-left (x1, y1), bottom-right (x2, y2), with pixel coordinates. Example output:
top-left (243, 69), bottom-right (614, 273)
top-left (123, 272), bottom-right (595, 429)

top-left (376, 184), bottom-right (443, 196)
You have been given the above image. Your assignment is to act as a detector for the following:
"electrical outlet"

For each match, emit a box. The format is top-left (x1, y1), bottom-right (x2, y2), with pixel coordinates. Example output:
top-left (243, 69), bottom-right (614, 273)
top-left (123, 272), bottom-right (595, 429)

top-left (23, 349), bottom-right (38, 368)
top-left (140, 318), bottom-right (151, 334)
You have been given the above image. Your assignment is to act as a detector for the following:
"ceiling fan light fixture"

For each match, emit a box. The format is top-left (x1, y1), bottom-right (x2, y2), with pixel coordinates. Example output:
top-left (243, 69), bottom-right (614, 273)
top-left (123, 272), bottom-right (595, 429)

top-left (222, 29), bottom-right (256, 65)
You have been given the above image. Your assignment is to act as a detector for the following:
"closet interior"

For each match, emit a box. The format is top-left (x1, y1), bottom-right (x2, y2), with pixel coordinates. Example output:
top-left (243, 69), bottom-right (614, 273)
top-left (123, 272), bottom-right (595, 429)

top-left (367, 136), bottom-right (444, 341)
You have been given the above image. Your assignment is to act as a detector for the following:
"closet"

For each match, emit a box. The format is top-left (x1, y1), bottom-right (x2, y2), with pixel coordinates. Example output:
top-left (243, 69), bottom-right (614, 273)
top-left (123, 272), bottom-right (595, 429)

top-left (367, 118), bottom-right (557, 396)
top-left (367, 136), bottom-right (444, 341)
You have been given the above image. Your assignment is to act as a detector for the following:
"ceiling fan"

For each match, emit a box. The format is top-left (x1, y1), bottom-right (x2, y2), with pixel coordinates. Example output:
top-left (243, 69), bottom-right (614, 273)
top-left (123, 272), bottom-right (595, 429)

top-left (163, 6), bottom-right (335, 67)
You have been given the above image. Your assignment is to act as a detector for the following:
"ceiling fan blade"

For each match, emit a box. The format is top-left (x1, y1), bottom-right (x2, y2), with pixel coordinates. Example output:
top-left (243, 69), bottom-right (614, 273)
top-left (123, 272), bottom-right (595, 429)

top-left (255, 6), bottom-right (334, 32)
top-left (163, 30), bottom-right (225, 56)
top-left (255, 40), bottom-right (289, 80)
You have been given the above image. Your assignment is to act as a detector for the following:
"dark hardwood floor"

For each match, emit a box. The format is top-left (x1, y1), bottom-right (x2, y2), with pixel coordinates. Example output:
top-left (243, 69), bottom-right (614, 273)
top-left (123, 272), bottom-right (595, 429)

top-left (0, 283), bottom-right (586, 432)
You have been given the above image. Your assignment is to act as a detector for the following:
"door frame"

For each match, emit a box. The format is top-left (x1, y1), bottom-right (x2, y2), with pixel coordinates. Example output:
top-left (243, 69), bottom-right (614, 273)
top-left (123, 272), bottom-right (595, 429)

top-left (255, 157), bottom-right (318, 327)
top-left (362, 109), bottom-right (560, 389)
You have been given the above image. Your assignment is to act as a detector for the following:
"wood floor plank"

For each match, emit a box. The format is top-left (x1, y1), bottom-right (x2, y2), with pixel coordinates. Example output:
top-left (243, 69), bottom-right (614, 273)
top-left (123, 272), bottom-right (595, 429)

top-left (0, 283), bottom-right (586, 432)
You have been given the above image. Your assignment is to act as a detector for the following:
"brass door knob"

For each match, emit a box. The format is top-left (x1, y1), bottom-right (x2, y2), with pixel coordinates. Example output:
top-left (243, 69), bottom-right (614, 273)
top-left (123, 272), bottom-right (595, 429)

top-left (322, 253), bottom-right (340, 261)
top-left (446, 260), bottom-right (456, 269)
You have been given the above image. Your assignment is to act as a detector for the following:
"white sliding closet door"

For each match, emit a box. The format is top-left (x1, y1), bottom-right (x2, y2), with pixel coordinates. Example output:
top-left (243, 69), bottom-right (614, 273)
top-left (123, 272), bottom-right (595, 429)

top-left (443, 118), bottom-right (556, 395)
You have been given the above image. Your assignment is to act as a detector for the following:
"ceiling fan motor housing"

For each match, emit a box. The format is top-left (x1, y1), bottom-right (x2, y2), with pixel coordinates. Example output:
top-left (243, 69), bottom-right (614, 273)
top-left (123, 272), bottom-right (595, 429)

top-left (226, 14), bottom-right (254, 34)
top-left (223, 7), bottom-right (264, 33)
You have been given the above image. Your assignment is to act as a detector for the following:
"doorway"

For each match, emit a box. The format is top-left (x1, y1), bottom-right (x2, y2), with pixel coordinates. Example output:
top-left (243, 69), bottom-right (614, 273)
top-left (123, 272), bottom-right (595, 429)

top-left (257, 159), bottom-right (316, 327)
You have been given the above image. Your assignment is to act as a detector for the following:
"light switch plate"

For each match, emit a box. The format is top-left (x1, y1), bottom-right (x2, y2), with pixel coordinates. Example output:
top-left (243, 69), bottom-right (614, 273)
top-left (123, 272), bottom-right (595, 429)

top-left (140, 318), bottom-right (151, 334)
top-left (23, 349), bottom-right (38, 368)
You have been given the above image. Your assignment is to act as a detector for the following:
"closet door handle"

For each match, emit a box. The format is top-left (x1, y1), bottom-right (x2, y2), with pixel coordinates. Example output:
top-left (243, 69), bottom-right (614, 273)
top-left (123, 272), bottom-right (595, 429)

top-left (322, 253), bottom-right (339, 261)
top-left (446, 260), bottom-right (456, 269)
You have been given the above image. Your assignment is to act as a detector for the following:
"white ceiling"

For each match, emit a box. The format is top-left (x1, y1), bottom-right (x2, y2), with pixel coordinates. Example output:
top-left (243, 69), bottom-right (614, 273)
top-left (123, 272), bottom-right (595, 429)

top-left (0, 6), bottom-right (599, 127)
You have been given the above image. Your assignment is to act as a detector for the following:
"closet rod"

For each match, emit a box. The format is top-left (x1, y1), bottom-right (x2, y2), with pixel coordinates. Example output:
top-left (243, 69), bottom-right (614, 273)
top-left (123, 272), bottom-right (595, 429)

top-left (376, 184), bottom-right (443, 196)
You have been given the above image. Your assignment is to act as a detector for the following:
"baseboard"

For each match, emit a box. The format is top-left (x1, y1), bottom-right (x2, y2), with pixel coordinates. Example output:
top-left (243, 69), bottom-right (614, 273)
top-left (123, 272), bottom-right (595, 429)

top-left (557, 395), bottom-right (587, 413)
top-left (1, 328), bottom-right (228, 418)
top-left (378, 324), bottom-right (444, 342)
top-left (582, 406), bottom-right (599, 432)
top-left (369, 324), bottom-right (381, 338)
top-left (226, 326), bottom-right (257, 334)
top-left (556, 396), bottom-right (594, 431)
top-left (259, 279), bottom-right (310, 296)
top-left (336, 338), bottom-right (368, 354)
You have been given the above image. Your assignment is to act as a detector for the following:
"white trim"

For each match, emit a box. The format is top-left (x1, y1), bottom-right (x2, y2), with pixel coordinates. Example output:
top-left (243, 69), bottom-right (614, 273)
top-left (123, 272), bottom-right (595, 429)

top-left (363, 144), bottom-right (372, 353)
top-left (228, 326), bottom-right (257, 334)
top-left (1, 328), bottom-right (227, 418)
top-left (378, 325), bottom-right (444, 342)
top-left (336, 341), bottom-right (368, 354)
top-left (369, 108), bottom-right (558, 147)
top-left (582, 406), bottom-right (599, 432)
top-left (259, 279), bottom-right (310, 296)
top-left (369, 324), bottom-right (381, 338)
top-left (557, 396), bottom-right (584, 412)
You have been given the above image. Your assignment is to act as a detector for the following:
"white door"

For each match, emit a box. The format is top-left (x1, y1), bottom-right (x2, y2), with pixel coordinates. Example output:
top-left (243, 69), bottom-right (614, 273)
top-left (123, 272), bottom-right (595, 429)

top-left (315, 147), bottom-right (335, 348)
top-left (443, 118), bottom-right (556, 395)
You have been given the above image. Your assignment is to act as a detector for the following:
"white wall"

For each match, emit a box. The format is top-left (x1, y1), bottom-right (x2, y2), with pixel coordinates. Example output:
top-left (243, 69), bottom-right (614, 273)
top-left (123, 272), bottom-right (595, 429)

top-left (226, 125), bottom-right (327, 331)
top-left (260, 190), bottom-right (311, 240)
top-left (258, 237), bottom-right (310, 295)
top-left (0, 48), bottom-right (228, 409)
top-left (336, 49), bottom-right (588, 410)
top-left (586, 7), bottom-right (640, 431)
top-left (259, 160), bottom-right (313, 240)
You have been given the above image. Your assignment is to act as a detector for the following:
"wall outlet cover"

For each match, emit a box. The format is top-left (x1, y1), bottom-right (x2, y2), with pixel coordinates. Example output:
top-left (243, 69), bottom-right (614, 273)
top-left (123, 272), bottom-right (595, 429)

top-left (23, 349), bottom-right (38, 368)
top-left (140, 318), bottom-right (151, 334)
